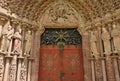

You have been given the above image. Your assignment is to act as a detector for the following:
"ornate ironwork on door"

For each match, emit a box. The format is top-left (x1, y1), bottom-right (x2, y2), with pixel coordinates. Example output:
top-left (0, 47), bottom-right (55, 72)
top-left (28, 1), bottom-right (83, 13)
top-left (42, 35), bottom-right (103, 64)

top-left (41, 28), bottom-right (82, 45)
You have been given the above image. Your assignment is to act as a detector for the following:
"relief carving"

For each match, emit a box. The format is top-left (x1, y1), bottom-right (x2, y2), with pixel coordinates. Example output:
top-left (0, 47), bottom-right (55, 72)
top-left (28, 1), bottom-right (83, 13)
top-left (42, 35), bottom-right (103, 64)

top-left (95, 61), bottom-right (103, 81)
top-left (9, 55), bottom-right (17, 81)
top-left (42, 0), bottom-right (79, 27)
top-left (20, 64), bottom-right (27, 81)
top-left (101, 27), bottom-right (111, 55)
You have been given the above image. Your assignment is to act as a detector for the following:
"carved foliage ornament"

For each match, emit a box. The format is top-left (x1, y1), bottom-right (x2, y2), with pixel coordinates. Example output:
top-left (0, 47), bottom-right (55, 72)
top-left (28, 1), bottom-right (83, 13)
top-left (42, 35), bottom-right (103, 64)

top-left (42, 0), bottom-right (79, 27)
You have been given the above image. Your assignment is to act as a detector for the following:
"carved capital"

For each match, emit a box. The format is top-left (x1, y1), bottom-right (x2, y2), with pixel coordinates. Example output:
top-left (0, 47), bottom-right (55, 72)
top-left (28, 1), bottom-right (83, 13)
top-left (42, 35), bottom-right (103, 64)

top-left (37, 26), bottom-right (45, 36)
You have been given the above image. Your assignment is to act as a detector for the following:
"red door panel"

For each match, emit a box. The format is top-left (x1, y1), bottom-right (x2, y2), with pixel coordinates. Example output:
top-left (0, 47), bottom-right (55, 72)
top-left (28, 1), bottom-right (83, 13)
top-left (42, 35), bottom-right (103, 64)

top-left (39, 45), bottom-right (84, 81)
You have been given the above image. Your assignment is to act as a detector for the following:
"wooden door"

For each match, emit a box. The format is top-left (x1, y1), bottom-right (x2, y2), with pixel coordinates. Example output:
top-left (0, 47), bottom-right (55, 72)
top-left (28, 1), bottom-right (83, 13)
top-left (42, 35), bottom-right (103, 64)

top-left (39, 28), bottom-right (84, 81)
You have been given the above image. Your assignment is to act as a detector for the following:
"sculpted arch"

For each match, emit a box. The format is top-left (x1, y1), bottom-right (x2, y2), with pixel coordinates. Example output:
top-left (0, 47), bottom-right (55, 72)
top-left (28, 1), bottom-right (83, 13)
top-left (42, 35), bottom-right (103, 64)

top-left (37, 0), bottom-right (85, 35)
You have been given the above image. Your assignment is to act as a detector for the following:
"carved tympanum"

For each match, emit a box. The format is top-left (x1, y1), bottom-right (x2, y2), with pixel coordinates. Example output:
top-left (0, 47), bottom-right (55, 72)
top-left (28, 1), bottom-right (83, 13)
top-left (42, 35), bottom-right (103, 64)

top-left (42, 0), bottom-right (79, 27)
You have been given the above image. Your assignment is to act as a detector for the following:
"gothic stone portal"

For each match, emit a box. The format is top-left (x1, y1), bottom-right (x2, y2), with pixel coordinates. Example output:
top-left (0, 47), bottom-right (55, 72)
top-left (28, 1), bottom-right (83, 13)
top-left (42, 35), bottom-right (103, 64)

top-left (39, 28), bottom-right (84, 81)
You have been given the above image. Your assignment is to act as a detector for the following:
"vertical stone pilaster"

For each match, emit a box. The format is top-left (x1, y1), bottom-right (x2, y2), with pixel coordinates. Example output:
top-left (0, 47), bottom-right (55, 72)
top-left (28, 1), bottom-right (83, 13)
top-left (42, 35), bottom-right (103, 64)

top-left (91, 60), bottom-right (95, 81)
top-left (31, 30), bottom-right (40, 81)
top-left (0, 54), bottom-right (4, 81)
top-left (27, 59), bottom-right (33, 81)
top-left (95, 60), bottom-right (103, 81)
top-left (113, 58), bottom-right (120, 81)
top-left (118, 58), bottom-right (120, 77)
top-left (3, 37), bottom-right (13, 81)
top-left (106, 57), bottom-right (116, 81)
top-left (27, 30), bottom-right (35, 81)
top-left (20, 64), bottom-right (27, 81)
top-left (82, 32), bottom-right (92, 81)
top-left (9, 54), bottom-right (17, 81)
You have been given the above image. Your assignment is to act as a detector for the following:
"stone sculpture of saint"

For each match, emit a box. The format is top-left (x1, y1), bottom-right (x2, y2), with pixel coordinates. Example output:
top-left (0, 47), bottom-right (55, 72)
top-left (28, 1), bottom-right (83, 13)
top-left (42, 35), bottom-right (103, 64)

top-left (24, 30), bottom-right (32, 55)
top-left (0, 25), bottom-right (14, 53)
top-left (111, 23), bottom-right (120, 53)
top-left (90, 31), bottom-right (99, 58)
top-left (101, 27), bottom-right (111, 55)
top-left (12, 29), bottom-right (22, 54)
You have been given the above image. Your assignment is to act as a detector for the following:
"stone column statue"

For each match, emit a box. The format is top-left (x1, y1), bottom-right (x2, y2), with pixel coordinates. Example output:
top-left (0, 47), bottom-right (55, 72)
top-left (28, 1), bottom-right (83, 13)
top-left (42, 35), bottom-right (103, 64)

top-left (12, 29), bottom-right (22, 54)
top-left (24, 30), bottom-right (32, 55)
top-left (90, 31), bottom-right (99, 58)
top-left (0, 25), bottom-right (14, 53)
top-left (111, 23), bottom-right (120, 53)
top-left (101, 27), bottom-right (111, 55)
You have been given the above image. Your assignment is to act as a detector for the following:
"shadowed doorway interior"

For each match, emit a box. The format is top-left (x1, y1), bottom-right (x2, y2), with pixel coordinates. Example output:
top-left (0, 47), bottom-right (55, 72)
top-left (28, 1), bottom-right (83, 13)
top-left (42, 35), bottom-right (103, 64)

top-left (39, 28), bottom-right (84, 81)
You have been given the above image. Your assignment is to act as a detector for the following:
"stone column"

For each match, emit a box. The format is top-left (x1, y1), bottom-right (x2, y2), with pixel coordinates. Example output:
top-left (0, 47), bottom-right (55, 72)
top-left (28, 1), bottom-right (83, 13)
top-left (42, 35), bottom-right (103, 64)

top-left (113, 58), bottom-right (120, 81)
top-left (17, 57), bottom-right (24, 81)
top-left (31, 26), bottom-right (44, 81)
top-left (20, 64), bottom-right (27, 81)
top-left (9, 54), bottom-right (18, 81)
top-left (3, 36), bottom-right (13, 81)
top-left (27, 30), bottom-right (35, 81)
top-left (91, 60), bottom-right (95, 81)
top-left (0, 24), bottom-right (4, 81)
top-left (82, 31), bottom-right (92, 81)
top-left (3, 21), bottom-right (13, 81)
top-left (106, 57), bottom-right (116, 81)
top-left (0, 53), bottom-right (4, 81)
